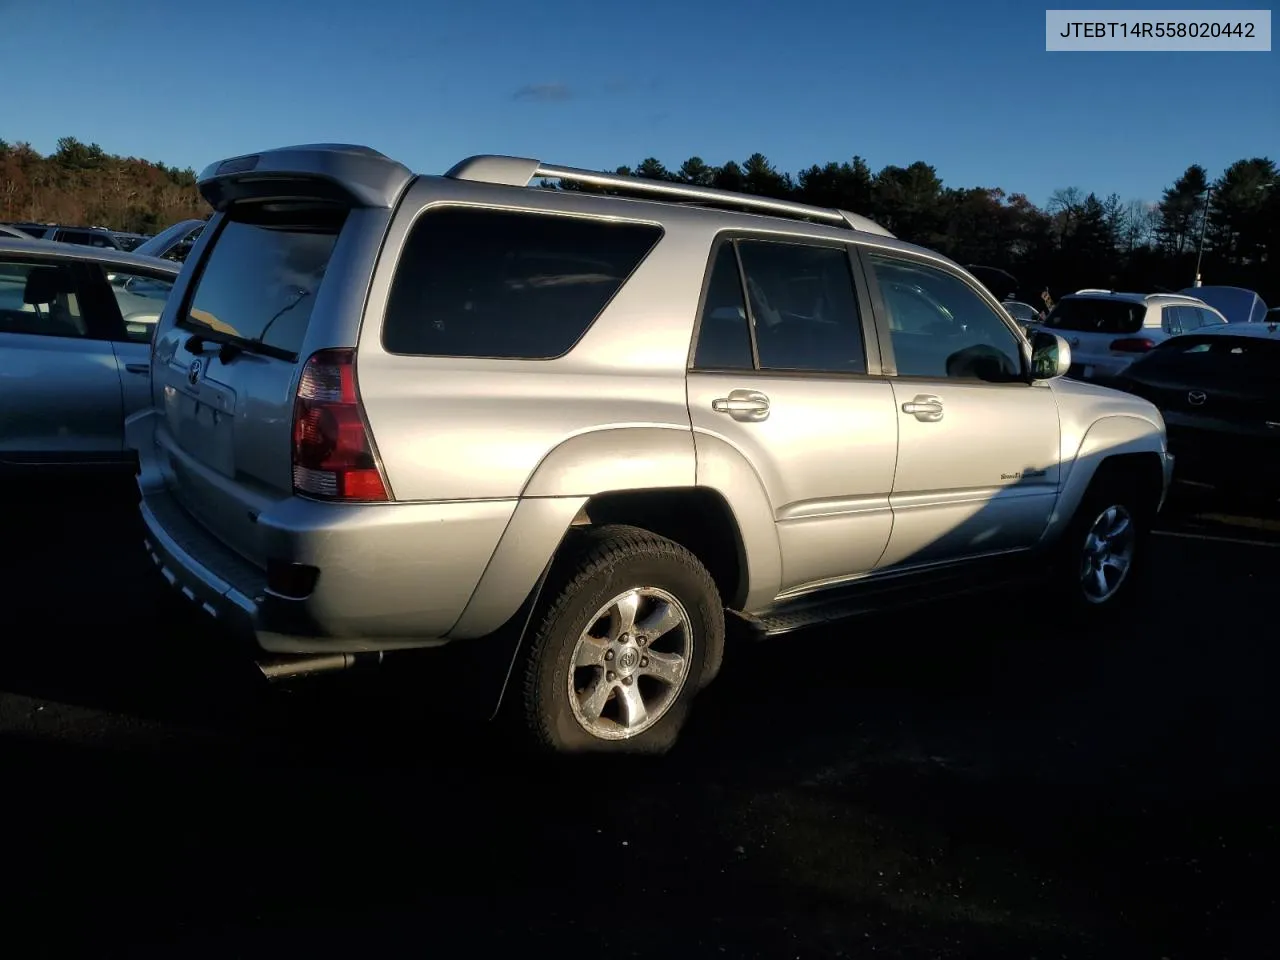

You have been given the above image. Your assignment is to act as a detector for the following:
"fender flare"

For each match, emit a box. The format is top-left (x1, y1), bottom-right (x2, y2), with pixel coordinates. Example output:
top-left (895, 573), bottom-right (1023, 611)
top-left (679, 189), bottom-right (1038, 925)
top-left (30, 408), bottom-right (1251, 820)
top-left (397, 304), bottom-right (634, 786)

top-left (446, 426), bottom-right (783, 718)
top-left (1045, 415), bottom-right (1168, 540)
top-left (449, 426), bottom-right (697, 641)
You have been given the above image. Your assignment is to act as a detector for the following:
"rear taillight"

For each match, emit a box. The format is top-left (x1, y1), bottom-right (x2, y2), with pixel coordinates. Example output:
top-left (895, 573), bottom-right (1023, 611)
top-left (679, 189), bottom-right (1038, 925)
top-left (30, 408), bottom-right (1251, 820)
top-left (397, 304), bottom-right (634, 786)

top-left (1110, 337), bottom-right (1156, 353)
top-left (291, 348), bottom-right (389, 502)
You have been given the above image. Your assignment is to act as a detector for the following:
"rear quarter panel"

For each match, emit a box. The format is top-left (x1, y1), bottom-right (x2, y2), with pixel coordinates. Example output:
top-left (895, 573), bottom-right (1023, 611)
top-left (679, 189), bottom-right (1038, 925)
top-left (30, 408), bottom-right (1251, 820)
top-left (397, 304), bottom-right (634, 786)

top-left (353, 179), bottom-right (714, 503)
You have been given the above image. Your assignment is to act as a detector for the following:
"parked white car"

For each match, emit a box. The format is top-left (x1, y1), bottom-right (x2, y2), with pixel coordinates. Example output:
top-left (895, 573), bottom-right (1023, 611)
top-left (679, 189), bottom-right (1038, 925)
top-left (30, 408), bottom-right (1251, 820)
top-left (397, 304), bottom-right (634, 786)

top-left (1028, 291), bottom-right (1228, 384)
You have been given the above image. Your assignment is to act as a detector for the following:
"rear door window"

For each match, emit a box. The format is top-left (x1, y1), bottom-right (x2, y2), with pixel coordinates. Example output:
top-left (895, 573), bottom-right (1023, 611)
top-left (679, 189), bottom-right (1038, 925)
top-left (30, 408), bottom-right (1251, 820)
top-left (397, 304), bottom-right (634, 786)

top-left (737, 239), bottom-right (867, 374)
top-left (106, 270), bottom-right (176, 343)
top-left (1044, 298), bottom-right (1144, 335)
top-left (180, 206), bottom-right (346, 357)
top-left (691, 238), bottom-right (868, 374)
top-left (381, 207), bottom-right (662, 359)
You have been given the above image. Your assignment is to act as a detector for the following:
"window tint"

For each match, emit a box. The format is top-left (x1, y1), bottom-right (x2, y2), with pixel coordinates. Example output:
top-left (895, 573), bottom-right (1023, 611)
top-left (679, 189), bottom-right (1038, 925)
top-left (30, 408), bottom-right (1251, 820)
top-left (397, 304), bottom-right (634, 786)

top-left (1044, 298), bottom-right (1145, 335)
top-left (382, 208), bottom-right (662, 359)
top-left (0, 260), bottom-right (85, 338)
top-left (1003, 301), bottom-right (1039, 321)
top-left (1162, 305), bottom-right (1184, 335)
top-left (868, 254), bottom-right (1022, 381)
top-left (737, 240), bottom-right (866, 373)
top-left (693, 243), bottom-right (754, 369)
top-left (181, 207), bottom-right (346, 356)
top-left (1196, 306), bottom-right (1227, 327)
top-left (108, 271), bottom-right (175, 343)
top-left (1147, 335), bottom-right (1280, 378)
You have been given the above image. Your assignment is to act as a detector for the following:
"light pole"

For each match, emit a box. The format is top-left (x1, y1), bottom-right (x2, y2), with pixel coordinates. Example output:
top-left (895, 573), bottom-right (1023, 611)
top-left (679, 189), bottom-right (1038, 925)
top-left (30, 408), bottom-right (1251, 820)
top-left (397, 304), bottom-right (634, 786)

top-left (1192, 186), bottom-right (1212, 288)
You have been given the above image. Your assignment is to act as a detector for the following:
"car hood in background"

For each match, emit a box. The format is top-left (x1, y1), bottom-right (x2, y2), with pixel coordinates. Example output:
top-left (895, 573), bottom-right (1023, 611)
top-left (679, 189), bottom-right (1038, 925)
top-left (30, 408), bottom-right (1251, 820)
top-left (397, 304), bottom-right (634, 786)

top-left (1178, 285), bottom-right (1269, 323)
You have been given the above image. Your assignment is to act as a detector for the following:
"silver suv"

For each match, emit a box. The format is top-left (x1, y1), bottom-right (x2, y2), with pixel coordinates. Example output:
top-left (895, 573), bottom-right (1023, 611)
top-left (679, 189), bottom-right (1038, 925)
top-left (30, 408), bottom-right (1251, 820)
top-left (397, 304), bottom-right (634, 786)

top-left (129, 144), bottom-right (1174, 754)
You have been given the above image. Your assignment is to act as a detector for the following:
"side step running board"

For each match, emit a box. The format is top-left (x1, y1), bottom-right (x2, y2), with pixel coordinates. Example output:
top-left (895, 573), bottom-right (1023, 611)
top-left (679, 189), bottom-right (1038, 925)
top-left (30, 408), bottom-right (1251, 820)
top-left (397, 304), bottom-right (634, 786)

top-left (256, 652), bottom-right (384, 681)
top-left (729, 562), bottom-right (1043, 640)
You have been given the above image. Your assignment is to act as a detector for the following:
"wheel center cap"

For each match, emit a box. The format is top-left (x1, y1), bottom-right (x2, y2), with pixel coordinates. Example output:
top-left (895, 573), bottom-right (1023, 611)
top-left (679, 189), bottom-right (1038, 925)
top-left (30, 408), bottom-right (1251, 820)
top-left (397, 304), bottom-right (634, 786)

top-left (615, 645), bottom-right (640, 675)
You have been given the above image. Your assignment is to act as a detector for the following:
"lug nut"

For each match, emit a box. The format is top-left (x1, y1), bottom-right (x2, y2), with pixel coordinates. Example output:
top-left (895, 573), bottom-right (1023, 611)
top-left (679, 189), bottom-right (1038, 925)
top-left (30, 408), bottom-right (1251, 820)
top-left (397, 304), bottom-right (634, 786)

top-left (606, 671), bottom-right (616, 682)
top-left (622, 676), bottom-right (633, 686)
top-left (640, 657), bottom-right (649, 668)
top-left (604, 649), bottom-right (615, 661)
top-left (637, 636), bottom-right (647, 647)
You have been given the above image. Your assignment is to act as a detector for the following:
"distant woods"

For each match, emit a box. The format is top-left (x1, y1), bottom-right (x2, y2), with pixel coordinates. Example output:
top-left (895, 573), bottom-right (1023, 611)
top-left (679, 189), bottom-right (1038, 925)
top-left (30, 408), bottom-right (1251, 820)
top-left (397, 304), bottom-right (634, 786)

top-left (0, 137), bottom-right (206, 235)
top-left (2, 138), bottom-right (1274, 301)
top-left (547, 152), bottom-right (1278, 302)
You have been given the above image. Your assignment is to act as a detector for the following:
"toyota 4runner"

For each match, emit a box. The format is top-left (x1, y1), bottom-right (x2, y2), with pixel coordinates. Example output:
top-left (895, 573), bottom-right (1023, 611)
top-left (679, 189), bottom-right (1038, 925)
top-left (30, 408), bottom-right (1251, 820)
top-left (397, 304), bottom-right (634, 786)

top-left (128, 143), bottom-right (1174, 754)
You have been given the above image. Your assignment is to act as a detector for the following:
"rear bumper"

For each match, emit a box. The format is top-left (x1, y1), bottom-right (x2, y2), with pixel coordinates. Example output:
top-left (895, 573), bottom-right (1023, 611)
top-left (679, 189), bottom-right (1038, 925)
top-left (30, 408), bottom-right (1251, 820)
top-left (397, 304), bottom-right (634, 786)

top-left (136, 486), bottom-right (521, 656)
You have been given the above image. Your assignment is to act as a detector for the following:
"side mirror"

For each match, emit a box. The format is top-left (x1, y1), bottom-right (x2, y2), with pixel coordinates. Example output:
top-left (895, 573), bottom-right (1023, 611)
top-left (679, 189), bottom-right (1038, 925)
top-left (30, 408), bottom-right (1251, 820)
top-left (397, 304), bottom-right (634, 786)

top-left (1029, 330), bottom-right (1072, 380)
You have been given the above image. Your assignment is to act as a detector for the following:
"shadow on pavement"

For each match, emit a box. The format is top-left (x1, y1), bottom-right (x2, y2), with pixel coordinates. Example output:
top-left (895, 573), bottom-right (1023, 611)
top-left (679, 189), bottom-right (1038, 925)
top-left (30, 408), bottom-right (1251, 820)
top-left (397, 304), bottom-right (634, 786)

top-left (1, 487), bottom-right (1277, 957)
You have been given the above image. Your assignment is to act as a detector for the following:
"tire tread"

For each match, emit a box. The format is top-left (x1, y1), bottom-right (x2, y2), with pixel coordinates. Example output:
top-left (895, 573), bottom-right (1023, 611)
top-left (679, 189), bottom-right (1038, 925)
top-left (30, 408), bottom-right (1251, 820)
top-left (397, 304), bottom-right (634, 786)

top-left (519, 524), bottom-right (722, 754)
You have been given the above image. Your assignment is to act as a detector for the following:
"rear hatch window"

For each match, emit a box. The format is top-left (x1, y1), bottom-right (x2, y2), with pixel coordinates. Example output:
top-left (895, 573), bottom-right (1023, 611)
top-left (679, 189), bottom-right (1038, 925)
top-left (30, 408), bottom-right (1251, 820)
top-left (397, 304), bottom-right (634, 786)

top-left (1043, 298), bottom-right (1144, 335)
top-left (180, 205), bottom-right (346, 358)
top-left (153, 202), bottom-right (350, 566)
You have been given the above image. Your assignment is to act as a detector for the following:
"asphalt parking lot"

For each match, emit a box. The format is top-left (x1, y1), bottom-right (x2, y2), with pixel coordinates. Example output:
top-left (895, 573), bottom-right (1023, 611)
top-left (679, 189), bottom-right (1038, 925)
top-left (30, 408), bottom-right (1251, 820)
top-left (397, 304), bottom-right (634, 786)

top-left (1, 485), bottom-right (1277, 959)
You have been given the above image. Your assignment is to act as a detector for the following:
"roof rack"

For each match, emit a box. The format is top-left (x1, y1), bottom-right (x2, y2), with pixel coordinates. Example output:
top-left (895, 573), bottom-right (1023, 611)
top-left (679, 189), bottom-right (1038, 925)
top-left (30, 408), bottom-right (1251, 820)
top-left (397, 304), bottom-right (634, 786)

top-left (444, 155), bottom-right (895, 238)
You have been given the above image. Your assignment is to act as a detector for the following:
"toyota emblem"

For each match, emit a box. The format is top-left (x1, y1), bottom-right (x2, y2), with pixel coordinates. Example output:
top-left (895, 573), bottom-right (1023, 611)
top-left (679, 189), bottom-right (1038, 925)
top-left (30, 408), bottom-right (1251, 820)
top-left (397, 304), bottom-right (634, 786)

top-left (188, 359), bottom-right (203, 386)
top-left (1187, 390), bottom-right (1207, 406)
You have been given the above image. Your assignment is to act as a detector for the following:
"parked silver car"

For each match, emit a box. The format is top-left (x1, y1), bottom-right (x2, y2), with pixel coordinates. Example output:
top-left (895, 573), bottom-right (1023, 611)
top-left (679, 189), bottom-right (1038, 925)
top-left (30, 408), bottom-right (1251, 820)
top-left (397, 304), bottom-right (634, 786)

top-left (0, 238), bottom-right (178, 475)
top-left (129, 144), bottom-right (1173, 754)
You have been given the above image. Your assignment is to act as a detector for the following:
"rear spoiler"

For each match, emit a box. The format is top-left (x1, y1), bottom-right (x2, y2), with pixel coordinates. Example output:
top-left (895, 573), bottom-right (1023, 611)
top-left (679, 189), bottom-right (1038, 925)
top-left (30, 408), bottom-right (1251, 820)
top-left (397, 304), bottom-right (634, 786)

top-left (197, 144), bottom-right (415, 211)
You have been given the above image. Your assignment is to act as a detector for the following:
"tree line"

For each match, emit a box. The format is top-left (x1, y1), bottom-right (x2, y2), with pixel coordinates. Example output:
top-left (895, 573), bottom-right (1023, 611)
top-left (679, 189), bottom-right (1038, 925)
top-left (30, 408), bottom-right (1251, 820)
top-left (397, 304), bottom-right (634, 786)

top-left (547, 153), bottom-right (1277, 304)
top-left (0, 137), bottom-right (207, 235)
top-left (2, 137), bottom-right (1275, 303)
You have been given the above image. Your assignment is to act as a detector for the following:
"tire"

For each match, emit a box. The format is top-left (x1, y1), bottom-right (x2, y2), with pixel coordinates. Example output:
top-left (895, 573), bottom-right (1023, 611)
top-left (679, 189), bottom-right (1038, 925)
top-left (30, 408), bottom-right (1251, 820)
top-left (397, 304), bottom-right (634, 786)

top-left (517, 524), bottom-right (725, 755)
top-left (1052, 465), bottom-right (1153, 618)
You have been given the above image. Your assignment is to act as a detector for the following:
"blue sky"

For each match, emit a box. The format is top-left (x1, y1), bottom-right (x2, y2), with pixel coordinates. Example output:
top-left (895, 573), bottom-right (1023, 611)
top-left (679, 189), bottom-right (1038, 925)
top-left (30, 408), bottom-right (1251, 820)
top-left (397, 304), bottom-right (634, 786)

top-left (3, 0), bottom-right (1275, 205)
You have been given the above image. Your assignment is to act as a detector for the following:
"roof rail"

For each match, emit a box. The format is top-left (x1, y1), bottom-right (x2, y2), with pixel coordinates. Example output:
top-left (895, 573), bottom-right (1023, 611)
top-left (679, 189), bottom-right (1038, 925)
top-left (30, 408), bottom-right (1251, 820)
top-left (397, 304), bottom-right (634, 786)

top-left (444, 155), bottom-right (895, 238)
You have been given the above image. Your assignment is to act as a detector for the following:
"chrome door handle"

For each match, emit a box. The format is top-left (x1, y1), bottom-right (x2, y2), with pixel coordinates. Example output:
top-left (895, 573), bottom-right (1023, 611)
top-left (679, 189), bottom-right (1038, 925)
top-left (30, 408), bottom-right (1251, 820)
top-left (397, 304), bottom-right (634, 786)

top-left (901, 394), bottom-right (944, 422)
top-left (712, 390), bottom-right (770, 422)
top-left (125, 363), bottom-right (150, 374)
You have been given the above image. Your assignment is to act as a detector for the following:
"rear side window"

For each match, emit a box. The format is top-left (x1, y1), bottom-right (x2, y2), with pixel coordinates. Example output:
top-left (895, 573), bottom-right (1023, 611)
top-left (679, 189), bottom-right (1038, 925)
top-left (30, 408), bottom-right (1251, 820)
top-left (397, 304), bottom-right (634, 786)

top-left (180, 206), bottom-right (346, 357)
top-left (382, 207), bottom-right (662, 360)
top-left (1044, 298), bottom-right (1144, 335)
top-left (1195, 307), bottom-right (1227, 327)
top-left (1163, 304), bottom-right (1199, 334)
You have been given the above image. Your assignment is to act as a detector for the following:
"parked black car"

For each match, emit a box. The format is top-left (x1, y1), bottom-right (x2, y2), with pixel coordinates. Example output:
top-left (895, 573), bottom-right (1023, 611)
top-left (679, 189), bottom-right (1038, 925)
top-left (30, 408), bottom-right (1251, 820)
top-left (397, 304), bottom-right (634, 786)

top-left (1113, 325), bottom-right (1280, 498)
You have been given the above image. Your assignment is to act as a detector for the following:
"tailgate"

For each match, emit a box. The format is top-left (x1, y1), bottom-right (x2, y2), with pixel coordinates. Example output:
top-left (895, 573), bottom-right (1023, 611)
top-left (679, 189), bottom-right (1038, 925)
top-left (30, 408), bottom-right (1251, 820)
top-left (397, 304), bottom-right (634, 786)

top-left (151, 201), bottom-right (357, 567)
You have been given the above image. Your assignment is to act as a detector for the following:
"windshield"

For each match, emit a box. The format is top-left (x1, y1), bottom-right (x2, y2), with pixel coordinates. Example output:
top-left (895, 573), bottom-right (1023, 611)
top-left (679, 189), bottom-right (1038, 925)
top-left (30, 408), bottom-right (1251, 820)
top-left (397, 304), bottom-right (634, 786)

top-left (1143, 334), bottom-right (1280, 377)
top-left (1043, 297), bottom-right (1145, 335)
top-left (134, 220), bottom-right (205, 260)
top-left (179, 208), bottom-right (345, 357)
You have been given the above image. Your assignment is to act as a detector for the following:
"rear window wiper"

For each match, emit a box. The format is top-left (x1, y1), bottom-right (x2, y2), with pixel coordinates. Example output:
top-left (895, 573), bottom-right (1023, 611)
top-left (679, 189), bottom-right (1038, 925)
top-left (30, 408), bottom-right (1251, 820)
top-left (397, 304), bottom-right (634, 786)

top-left (181, 327), bottom-right (295, 363)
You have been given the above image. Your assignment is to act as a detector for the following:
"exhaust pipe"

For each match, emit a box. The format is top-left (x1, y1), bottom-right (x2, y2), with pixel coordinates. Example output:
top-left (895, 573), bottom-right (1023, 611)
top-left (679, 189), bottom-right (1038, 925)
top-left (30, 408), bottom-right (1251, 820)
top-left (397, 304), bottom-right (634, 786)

top-left (256, 652), bottom-right (384, 682)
